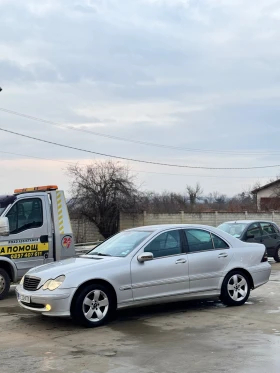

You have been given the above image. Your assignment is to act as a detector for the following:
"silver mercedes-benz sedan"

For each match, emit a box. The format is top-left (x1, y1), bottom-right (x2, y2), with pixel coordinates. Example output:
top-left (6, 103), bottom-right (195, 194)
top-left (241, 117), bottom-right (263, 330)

top-left (16, 224), bottom-right (271, 327)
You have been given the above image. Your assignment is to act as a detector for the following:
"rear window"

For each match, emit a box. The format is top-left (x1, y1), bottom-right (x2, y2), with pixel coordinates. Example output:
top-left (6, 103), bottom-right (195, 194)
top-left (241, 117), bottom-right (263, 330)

top-left (218, 222), bottom-right (248, 238)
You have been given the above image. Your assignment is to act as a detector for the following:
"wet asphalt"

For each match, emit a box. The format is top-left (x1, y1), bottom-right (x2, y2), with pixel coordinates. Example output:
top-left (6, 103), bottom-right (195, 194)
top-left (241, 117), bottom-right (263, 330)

top-left (1, 261), bottom-right (280, 373)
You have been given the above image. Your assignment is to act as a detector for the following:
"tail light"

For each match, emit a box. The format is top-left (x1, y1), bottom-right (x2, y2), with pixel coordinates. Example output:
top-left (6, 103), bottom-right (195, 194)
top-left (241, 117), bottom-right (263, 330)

top-left (261, 250), bottom-right (268, 262)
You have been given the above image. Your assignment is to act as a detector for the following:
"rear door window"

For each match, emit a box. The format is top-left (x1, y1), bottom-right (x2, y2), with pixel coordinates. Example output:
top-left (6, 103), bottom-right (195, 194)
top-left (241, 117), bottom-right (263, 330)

top-left (260, 223), bottom-right (276, 235)
top-left (184, 229), bottom-right (214, 253)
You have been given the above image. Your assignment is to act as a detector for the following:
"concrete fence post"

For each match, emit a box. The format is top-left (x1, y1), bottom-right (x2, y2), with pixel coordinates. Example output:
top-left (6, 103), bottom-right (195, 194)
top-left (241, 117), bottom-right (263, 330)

top-left (272, 211), bottom-right (275, 222)
top-left (245, 211), bottom-right (248, 220)
top-left (215, 211), bottom-right (218, 226)
top-left (180, 211), bottom-right (184, 223)
top-left (83, 217), bottom-right (86, 241)
top-left (143, 211), bottom-right (147, 226)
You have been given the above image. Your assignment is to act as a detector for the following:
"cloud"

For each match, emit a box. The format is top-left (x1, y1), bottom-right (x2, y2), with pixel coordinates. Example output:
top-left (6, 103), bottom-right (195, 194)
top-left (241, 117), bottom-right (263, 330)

top-left (1, 0), bottom-right (280, 195)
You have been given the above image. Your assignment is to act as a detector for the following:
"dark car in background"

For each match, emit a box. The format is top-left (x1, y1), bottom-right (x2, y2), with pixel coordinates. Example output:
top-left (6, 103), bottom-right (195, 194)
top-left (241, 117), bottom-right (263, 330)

top-left (218, 220), bottom-right (280, 262)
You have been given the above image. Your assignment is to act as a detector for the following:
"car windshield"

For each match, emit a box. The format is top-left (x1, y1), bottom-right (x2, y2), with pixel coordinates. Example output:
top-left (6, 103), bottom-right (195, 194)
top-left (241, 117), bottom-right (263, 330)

top-left (87, 230), bottom-right (153, 257)
top-left (218, 222), bottom-right (248, 238)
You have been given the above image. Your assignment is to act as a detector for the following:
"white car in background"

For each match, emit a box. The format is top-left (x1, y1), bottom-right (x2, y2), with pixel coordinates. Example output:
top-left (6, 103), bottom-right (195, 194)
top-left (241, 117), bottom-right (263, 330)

top-left (16, 224), bottom-right (271, 327)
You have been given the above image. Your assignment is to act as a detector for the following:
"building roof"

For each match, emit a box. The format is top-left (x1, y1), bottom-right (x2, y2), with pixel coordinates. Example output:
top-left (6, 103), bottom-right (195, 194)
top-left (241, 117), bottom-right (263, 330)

top-left (251, 179), bottom-right (280, 194)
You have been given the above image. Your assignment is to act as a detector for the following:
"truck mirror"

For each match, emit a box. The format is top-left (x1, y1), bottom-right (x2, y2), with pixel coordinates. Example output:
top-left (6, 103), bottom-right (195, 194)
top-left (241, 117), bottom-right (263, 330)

top-left (246, 233), bottom-right (255, 239)
top-left (0, 217), bottom-right (10, 236)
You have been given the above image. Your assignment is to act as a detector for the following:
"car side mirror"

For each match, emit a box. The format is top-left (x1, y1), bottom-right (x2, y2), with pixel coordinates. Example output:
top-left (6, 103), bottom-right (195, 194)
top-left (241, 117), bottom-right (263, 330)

top-left (246, 234), bottom-right (254, 239)
top-left (137, 252), bottom-right (154, 263)
top-left (0, 217), bottom-right (9, 236)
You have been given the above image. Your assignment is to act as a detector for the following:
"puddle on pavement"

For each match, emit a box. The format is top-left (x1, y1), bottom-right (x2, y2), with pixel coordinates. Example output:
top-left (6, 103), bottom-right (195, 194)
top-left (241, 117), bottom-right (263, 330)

top-left (68, 348), bottom-right (117, 358)
top-left (111, 318), bottom-right (162, 336)
top-left (266, 308), bottom-right (280, 314)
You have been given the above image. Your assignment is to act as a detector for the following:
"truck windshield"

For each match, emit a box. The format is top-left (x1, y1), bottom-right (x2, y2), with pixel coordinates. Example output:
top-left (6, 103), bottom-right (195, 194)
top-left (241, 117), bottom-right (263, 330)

top-left (87, 230), bottom-right (153, 257)
top-left (218, 222), bottom-right (248, 238)
top-left (0, 195), bottom-right (16, 216)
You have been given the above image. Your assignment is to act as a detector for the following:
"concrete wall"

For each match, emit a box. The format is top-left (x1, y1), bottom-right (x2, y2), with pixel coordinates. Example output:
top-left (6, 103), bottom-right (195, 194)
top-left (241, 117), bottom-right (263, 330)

top-left (71, 211), bottom-right (280, 243)
top-left (120, 211), bottom-right (280, 230)
top-left (71, 218), bottom-right (104, 243)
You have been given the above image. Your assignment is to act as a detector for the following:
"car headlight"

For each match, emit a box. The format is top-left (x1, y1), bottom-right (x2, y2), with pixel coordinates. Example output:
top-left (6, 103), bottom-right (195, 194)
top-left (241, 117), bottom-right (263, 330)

top-left (42, 275), bottom-right (65, 291)
top-left (20, 276), bottom-right (24, 285)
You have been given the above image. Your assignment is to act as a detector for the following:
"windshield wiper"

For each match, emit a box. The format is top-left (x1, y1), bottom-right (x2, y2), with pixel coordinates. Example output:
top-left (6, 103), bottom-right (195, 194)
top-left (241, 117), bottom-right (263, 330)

top-left (92, 252), bottom-right (112, 257)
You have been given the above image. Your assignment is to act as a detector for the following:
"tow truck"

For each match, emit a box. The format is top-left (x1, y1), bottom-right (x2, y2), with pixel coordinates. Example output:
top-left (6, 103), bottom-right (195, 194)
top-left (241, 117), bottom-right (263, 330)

top-left (0, 185), bottom-right (76, 299)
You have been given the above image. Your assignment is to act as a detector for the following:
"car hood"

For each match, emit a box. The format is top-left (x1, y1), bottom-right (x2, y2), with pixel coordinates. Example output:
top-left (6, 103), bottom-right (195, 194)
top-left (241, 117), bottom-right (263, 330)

top-left (26, 255), bottom-right (123, 280)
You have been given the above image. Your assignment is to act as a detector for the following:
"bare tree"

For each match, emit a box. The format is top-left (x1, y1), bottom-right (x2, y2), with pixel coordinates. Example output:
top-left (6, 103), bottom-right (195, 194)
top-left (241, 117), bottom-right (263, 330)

top-left (67, 160), bottom-right (139, 238)
top-left (139, 191), bottom-right (187, 213)
top-left (186, 183), bottom-right (203, 209)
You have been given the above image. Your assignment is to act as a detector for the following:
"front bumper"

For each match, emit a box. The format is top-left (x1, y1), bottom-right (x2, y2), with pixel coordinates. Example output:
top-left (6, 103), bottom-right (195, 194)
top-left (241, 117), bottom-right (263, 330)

top-left (15, 284), bottom-right (77, 317)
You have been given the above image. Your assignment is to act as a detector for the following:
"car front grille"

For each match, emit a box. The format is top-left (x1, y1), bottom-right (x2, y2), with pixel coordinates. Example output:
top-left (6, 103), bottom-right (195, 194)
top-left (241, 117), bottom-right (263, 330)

top-left (23, 276), bottom-right (41, 291)
top-left (21, 301), bottom-right (44, 309)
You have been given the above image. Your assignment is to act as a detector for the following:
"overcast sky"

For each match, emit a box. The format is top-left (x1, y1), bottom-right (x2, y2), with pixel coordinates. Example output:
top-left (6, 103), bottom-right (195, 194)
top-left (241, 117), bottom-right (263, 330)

top-left (1, 0), bottom-right (280, 197)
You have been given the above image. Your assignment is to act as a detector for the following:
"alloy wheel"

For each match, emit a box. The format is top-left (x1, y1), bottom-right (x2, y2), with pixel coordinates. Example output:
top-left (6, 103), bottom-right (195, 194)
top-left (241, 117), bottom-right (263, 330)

top-left (227, 274), bottom-right (248, 302)
top-left (82, 289), bottom-right (109, 322)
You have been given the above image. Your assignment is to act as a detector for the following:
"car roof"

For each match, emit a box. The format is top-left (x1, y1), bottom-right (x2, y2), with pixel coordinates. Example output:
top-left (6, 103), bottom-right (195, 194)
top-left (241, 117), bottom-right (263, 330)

top-left (219, 220), bottom-right (275, 225)
top-left (127, 224), bottom-right (216, 231)
top-left (125, 224), bottom-right (249, 247)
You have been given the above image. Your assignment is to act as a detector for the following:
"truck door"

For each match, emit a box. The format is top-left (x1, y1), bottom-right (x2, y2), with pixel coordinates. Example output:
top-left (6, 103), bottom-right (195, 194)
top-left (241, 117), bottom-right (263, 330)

top-left (0, 196), bottom-right (49, 278)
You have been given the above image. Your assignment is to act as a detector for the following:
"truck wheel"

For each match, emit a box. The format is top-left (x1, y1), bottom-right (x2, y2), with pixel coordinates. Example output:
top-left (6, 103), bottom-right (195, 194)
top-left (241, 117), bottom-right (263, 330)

top-left (274, 247), bottom-right (280, 263)
top-left (220, 270), bottom-right (250, 306)
top-left (0, 268), bottom-right (10, 300)
top-left (71, 283), bottom-right (116, 327)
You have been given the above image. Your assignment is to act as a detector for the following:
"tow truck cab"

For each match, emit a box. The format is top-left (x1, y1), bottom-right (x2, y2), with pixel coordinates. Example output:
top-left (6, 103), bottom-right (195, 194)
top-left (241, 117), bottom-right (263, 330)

top-left (0, 185), bottom-right (75, 299)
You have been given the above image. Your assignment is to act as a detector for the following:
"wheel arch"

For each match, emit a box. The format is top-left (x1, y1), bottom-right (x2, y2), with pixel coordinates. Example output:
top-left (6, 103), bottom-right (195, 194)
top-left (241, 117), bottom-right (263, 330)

top-left (70, 278), bottom-right (118, 313)
top-left (274, 245), bottom-right (280, 262)
top-left (0, 258), bottom-right (17, 282)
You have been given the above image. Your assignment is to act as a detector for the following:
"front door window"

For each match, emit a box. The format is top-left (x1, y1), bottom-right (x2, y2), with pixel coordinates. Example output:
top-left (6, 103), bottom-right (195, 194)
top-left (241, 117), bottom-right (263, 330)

top-left (144, 230), bottom-right (182, 258)
top-left (184, 229), bottom-right (214, 252)
top-left (246, 223), bottom-right (262, 239)
top-left (6, 198), bottom-right (43, 234)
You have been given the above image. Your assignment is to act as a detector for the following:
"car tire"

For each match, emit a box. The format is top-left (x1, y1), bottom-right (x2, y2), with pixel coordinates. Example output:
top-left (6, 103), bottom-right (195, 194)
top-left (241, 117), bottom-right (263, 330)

top-left (71, 283), bottom-right (116, 328)
top-left (274, 247), bottom-right (280, 263)
top-left (220, 270), bottom-right (250, 306)
top-left (0, 268), bottom-right (11, 300)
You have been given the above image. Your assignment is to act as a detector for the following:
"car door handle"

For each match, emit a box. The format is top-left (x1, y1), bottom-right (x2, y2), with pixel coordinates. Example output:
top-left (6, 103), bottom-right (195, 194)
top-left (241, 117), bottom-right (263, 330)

top-left (175, 259), bottom-right (187, 264)
top-left (218, 253), bottom-right (228, 258)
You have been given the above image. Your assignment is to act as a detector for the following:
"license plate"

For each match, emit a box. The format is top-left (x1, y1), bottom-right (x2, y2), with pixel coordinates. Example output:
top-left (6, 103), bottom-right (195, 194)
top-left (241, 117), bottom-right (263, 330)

top-left (18, 294), bottom-right (30, 303)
